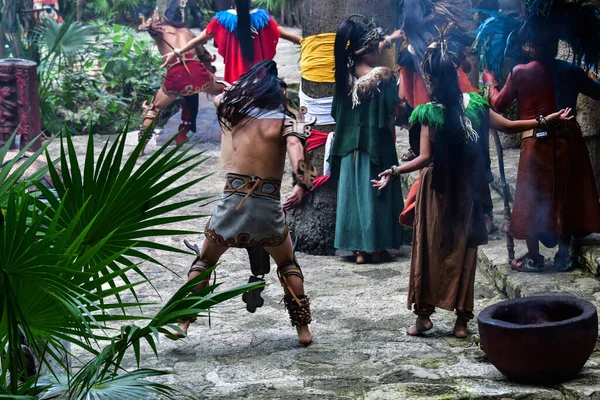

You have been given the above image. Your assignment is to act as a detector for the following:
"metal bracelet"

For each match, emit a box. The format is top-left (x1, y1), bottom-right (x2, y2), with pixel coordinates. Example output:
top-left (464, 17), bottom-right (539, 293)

top-left (384, 35), bottom-right (393, 48)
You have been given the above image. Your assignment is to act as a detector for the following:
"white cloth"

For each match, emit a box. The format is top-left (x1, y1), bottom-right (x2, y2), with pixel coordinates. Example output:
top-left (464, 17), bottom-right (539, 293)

top-left (299, 86), bottom-right (335, 126)
top-left (323, 132), bottom-right (335, 176)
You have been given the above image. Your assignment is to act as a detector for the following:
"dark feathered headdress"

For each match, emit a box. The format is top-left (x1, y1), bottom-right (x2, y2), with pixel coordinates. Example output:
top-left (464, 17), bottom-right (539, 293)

top-left (346, 14), bottom-right (384, 57)
top-left (421, 24), bottom-right (462, 89)
top-left (473, 11), bottom-right (524, 79)
top-left (475, 0), bottom-right (600, 82)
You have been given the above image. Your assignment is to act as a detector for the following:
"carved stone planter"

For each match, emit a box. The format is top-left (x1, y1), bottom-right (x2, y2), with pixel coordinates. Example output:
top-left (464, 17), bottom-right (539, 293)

top-left (478, 295), bottom-right (598, 384)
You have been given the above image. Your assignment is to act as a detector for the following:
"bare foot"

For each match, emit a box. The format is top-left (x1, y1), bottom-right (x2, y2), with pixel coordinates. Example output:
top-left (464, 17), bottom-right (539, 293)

top-left (372, 250), bottom-right (395, 263)
top-left (165, 320), bottom-right (190, 341)
top-left (296, 325), bottom-right (313, 346)
top-left (406, 316), bottom-right (433, 336)
top-left (356, 251), bottom-right (368, 264)
top-left (453, 317), bottom-right (469, 339)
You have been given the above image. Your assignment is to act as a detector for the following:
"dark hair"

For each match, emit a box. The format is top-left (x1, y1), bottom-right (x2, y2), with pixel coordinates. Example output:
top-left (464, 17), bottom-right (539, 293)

top-left (334, 19), bottom-right (368, 97)
top-left (423, 44), bottom-right (487, 250)
top-left (400, 0), bottom-right (434, 70)
top-left (235, 0), bottom-right (254, 62)
top-left (217, 60), bottom-right (287, 130)
top-left (164, 0), bottom-right (186, 28)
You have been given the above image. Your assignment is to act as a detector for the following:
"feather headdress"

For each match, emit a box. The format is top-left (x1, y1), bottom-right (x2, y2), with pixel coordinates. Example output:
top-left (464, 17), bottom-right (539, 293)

top-left (475, 0), bottom-right (600, 82)
top-left (346, 14), bottom-right (385, 57)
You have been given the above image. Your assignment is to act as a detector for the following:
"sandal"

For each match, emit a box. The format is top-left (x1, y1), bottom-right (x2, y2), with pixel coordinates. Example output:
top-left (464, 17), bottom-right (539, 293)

top-left (554, 251), bottom-right (575, 272)
top-left (510, 254), bottom-right (545, 273)
top-left (401, 149), bottom-right (417, 162)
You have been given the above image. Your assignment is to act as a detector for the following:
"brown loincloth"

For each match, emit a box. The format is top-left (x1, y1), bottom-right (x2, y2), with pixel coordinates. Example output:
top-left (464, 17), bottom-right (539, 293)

top-left (204, 173), bottom-right (288, 248)
top-left (510, 121), bottom-right (600, 241)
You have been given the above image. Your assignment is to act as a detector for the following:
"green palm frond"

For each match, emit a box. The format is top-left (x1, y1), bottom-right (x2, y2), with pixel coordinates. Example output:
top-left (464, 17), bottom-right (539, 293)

top-left (0, 133), bottom-right (50, 208)
top-left (35, 19), bottom-right (96, 61)
top-left (1, 123), bottom-right (264, 399)
top-left (37, 369), bottom-right (177, 400)
top-left (34, 126), bottom-right (211, 306)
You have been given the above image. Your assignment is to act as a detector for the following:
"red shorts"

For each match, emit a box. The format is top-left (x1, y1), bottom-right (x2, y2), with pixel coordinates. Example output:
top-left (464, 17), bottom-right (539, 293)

top-left (163, 59), bottom-right (213, 96)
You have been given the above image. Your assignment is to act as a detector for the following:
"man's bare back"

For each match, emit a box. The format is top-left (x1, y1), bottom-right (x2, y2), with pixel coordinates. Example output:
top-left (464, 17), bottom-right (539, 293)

top-left (230, 118), bottom-right (287, 180)
top-left (151, 24), bottom-right (205, 58)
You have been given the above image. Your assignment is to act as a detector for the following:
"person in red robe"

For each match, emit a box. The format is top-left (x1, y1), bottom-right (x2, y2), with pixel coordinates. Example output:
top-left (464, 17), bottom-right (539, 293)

top-left (161, 0), bottom-right (301, 84)
top-left (482, 12), bottom-right (600, 272)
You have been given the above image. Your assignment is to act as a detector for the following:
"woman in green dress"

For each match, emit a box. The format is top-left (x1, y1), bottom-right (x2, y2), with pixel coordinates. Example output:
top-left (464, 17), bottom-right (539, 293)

top-left (330, 16), bottom-right (404, 264)
top-left (372, 30), bottom-right (573, 338)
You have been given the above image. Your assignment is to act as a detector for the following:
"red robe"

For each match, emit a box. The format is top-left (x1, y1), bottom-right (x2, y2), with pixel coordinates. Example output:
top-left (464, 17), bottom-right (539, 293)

top-left (489, 61), bottom-right (600, 240)
top-left (206, 12), bottom-right (280, 84)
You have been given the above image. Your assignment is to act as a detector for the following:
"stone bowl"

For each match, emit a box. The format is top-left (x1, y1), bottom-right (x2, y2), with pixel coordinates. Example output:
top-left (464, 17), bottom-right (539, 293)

top-left (478, 295), bottom-right (598, 384)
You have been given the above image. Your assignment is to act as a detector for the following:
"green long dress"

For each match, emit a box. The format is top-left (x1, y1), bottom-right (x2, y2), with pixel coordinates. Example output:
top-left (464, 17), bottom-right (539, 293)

top-left (330, 67), bottom-right (404, 253)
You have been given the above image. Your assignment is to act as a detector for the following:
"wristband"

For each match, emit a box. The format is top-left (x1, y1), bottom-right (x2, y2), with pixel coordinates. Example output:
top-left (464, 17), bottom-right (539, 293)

top-left (384, 35), bottom-right (393, 49)
top-left (536, 115), bottom-right (548, 130)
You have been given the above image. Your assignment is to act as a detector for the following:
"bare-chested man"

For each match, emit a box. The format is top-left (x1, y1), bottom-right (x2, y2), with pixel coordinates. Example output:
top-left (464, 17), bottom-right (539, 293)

top-left (167, 60), bottom-right (314, 345)
top-left (137, 0), bottom-right (225, 155)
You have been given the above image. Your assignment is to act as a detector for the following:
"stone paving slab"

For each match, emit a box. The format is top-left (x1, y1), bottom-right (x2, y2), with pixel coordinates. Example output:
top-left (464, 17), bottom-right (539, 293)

top-left (44, 132), bottom-right (600, 399)
top-left (45, 34), bottom-right (600, 399)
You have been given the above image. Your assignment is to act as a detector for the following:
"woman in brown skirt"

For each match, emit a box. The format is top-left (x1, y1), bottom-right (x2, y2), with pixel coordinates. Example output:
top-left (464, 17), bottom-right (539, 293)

top-left (372, 32), bottom-right (573, 338)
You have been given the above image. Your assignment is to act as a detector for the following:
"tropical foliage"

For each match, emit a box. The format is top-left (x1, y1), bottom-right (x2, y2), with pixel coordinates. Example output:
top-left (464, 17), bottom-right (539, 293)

top-left (255, 0), bottom-right (303, 26)
top-left (0, 128), bottom-right (263, 398)
top-left (36, 20), bottom-right (164, 135)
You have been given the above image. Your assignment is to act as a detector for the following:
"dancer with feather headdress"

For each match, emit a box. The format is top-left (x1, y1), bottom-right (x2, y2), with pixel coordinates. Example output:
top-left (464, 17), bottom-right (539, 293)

top-left (162, 0), bottom-right (301, 84)
top-left (476, 0), bottom-right (600, 273)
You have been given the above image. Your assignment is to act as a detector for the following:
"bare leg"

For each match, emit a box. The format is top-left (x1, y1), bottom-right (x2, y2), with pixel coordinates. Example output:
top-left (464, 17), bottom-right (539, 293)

top-left (266, 234), bottom-right (313, 345)
top-left (174, 239), bottom-right (228, 337)
top-left (407, 304), bottom-right (434, 336)
top-left (555, 232), bottom-right (574, 272)
top-left (453, 311), bottom-right (474, 339)
top-left (139, 87), bottom-right (177, 156)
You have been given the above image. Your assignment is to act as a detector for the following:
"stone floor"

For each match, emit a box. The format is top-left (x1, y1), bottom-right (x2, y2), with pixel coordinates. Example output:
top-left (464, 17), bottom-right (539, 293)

top-left (48, 28), bottom-right (600, 400)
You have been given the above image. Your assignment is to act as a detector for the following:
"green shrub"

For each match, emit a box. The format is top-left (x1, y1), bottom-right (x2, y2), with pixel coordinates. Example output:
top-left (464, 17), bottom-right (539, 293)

top-left (41, 21), bottom-right (164, 135)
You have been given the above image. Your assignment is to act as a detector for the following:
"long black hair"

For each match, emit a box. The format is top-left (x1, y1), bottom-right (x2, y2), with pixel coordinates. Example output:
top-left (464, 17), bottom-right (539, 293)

top-left (422, 39), bottom-right (477, 240)
top-left (164, 0), bottom-right (186, 28)
top-left (334, 19), bottom-right (367, 97)
top-left (236, 0), bottom-right (254, 63)
top-left (217, 60), bottom-right (287, 130)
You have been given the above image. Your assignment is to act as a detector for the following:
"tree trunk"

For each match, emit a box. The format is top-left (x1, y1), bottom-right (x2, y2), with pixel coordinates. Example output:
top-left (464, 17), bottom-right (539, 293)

top-left (157, 0), bottom-right (169, 17)
top-left (77, 0), bottom-right (85, 21)
top-left (287, 0), bottom-right (398, 255)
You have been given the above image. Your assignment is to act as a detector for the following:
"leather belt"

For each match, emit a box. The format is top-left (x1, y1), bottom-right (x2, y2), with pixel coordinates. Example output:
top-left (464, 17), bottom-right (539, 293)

top-left (521, 129), bottom-right (535, 140)
top-left (224, 173), bottom-right (282, 201)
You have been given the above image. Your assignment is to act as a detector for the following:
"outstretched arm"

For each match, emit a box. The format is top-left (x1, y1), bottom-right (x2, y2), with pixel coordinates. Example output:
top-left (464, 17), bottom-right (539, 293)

top-left (489, 108), bottom-right (574, 133)
top-left (278, 26), bottom-right (302, 44)
top-left (372, 125), bottom-right (432, 190)
top-left (161, 30), bottom-right (214, 67)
